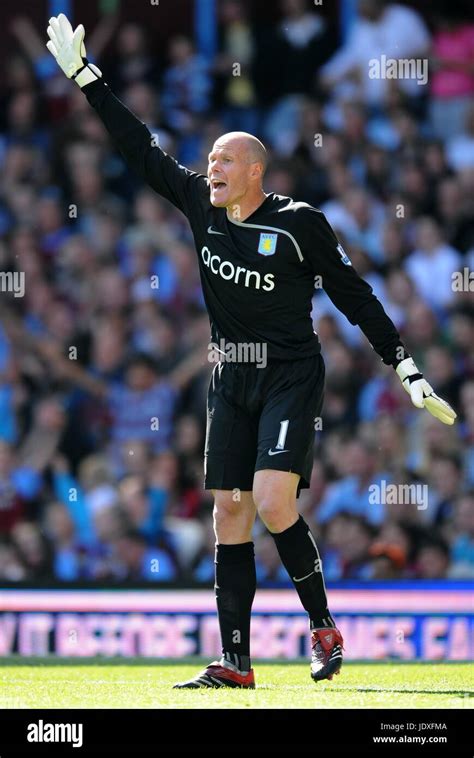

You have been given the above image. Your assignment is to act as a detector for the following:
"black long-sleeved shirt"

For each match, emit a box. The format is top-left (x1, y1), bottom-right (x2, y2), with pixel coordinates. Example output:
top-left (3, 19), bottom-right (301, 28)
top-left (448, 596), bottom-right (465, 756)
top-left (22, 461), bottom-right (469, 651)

top-left (83, 78), bottom-right (407, 366)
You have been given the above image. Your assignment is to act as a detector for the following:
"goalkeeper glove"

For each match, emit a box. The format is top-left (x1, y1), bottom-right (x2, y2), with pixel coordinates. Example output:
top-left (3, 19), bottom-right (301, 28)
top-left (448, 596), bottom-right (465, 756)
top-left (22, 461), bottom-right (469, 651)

top-left (396, 357), bottom-right (457, 425)
top-left (46, 13), bottom-right (102, 88)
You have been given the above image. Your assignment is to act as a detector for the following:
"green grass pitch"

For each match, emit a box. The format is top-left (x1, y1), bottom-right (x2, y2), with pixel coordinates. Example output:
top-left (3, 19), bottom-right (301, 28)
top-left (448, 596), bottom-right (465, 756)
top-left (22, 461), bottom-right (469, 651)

top-left (1, 659), bottom-right (472, 709)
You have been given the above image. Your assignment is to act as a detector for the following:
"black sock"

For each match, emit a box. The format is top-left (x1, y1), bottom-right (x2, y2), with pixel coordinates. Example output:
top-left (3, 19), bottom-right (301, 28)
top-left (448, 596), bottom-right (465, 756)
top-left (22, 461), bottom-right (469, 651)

top-left (215, 542), bottom-right (256, 672)
top-left (272, 516), bottom-right (335, 630)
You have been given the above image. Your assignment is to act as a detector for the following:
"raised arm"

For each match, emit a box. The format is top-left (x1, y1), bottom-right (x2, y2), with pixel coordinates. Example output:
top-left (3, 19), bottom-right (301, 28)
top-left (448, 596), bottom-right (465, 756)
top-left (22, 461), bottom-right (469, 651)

top-left (45, 14), bottom-right (208, 215)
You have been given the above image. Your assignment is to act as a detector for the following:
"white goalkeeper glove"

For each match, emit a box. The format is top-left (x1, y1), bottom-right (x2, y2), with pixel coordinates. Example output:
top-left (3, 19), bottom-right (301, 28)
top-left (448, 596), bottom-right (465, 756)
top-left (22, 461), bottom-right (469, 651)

top-left (396, 357), bottom-right (457, 425)
top-left (46, 13), bottom-right (102, 88)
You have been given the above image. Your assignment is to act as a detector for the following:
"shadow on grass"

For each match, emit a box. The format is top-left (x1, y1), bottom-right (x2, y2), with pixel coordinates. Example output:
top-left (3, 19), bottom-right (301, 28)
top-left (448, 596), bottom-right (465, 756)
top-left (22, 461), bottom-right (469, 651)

top-left (253, 684), bottom-right (474, 696)
top-left (349, 687), bottom-right (474, 697)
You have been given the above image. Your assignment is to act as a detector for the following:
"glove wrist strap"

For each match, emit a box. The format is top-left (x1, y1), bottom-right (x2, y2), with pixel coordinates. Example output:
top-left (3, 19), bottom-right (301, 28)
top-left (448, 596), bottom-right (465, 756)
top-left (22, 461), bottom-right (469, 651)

top-left (396, 356), bottom-right (422, 383)
top-left (72, 58), bottom-right (99, 88)
top-left (404, 372), bottom-right (424, 385)
top-left (70, 57), bottom-right (88, 79)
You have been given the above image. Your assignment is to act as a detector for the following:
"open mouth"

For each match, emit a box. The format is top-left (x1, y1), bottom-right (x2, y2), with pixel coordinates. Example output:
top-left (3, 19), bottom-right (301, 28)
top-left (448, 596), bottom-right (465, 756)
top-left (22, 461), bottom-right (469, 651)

top-left (211, 180), bottom-right (227, 189)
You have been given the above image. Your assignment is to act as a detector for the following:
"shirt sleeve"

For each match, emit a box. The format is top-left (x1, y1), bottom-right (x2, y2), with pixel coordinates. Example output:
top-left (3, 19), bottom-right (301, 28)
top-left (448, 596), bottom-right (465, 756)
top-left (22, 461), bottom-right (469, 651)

top-left (82, 78), bottom-right (209, 216)
top-left (303, 208), bottom-right (409, 367)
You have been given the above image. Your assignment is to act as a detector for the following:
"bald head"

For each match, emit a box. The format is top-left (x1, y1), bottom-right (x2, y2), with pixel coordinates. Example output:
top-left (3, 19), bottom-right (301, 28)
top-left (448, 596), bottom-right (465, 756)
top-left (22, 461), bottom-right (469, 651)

top-left (213, 132), bottom-right (268, 174)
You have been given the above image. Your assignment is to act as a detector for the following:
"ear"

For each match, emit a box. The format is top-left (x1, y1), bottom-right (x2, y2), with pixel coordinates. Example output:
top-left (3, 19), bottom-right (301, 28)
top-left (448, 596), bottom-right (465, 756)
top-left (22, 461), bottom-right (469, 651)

top-left (249, 161), bottom-right (263, 181)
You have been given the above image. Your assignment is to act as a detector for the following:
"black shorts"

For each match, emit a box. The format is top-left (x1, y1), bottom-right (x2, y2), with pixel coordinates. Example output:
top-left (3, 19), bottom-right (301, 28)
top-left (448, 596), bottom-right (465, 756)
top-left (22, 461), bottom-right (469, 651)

top-left (204, 353), bottom-right (325, 497)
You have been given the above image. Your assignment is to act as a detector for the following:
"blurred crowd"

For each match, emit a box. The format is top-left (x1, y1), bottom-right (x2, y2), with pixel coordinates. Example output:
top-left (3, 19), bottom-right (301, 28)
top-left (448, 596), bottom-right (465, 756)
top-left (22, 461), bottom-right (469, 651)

top-left (0, 0), bottom-right (473, 585)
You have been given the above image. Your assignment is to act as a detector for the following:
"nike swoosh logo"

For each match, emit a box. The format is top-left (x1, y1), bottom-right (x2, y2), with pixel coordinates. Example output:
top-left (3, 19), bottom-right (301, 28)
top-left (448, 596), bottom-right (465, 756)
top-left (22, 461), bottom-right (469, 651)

top-left (293, 571), bottom-right (314, 582)
top-left (208, 226), bottom-right (226, 236)
top-left (268, 448), bottom-right (289, 456)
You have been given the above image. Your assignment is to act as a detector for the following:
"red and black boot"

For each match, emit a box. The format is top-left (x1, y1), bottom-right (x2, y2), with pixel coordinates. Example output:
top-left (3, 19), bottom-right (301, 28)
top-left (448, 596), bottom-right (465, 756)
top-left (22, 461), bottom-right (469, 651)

top-left (310, 627), bottom-right (344, 682)
top-left (173, 661), bottom-right (255, 689)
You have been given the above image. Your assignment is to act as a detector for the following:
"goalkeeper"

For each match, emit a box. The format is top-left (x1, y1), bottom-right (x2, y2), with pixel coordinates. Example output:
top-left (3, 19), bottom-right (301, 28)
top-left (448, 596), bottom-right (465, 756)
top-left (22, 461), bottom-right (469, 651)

top-left (46, 14), bottom-right (457, 688)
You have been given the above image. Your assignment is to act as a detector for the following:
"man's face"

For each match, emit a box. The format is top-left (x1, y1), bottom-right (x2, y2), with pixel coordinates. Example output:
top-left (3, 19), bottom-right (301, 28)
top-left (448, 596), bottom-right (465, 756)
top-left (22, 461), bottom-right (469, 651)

top-left (208, 139), bottom-right (255, 210)
top-left (126, 364), bottom-right (156, 391)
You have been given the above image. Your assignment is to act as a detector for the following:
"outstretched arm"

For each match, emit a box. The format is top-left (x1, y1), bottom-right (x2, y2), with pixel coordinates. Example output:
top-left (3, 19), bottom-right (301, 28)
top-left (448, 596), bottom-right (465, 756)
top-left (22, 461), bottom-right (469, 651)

top-left (34, 339), bottom-right (108, 398)
top-left (307, 210), bottom-right (457, 425)
top-left (45, 14), bottom-right (208, 215)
